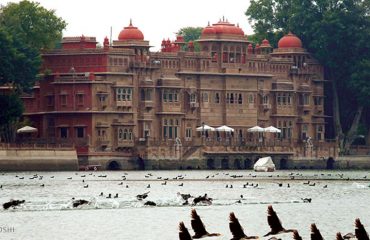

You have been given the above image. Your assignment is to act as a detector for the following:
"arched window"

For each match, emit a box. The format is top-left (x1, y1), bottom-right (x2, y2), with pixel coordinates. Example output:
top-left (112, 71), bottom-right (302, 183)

top-left (123, 129), bottom-right (128, 140)
top-left (118, 129), bottom-right (123, 139)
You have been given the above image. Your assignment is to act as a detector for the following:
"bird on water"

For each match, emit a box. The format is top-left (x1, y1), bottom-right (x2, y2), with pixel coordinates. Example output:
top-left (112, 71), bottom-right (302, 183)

top-left (310, 223), bottom-right (324, 240)
top-left (292, 230), bottom-right (302, 240)
top-left (264, 205), bottom-right (296, 237)
top-left (229, 212), bottom-right (259, 239)
top-left (179, 221), bottom-right (192, 240)
top-left (355, 218), bottom-right (369, 240)
top-left (191, 209), bottom-right (221, 238)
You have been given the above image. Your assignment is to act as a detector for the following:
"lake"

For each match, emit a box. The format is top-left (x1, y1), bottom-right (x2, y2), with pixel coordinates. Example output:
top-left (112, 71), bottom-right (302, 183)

top-left (0, 170), bottom-right (369, 239)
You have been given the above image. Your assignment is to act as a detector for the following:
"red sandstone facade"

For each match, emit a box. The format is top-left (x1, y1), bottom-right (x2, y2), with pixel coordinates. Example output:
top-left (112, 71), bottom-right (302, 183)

top-left (21, 19), bottom-right (333, 169)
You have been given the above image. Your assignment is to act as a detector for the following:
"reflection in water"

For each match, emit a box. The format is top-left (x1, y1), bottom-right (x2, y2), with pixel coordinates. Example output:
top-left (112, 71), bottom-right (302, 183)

top-left (0, 170), bottom-right (369, 240)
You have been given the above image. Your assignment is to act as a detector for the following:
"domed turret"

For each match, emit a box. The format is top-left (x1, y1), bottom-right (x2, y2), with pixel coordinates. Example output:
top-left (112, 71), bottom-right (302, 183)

top-left (118, 19), bottom-right (144, 41)
top-left (278, 32), bottom-right (302, 48)
top-left (201, 18), bottom-right (244, 37)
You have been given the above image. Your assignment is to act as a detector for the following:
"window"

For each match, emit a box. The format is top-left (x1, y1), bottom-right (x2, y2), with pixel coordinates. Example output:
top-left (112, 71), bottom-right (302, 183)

top-left (97, 129), bottom-right (106, 138)
top-left (60, 127), bottom-right (68, 138)
top-left (163, 89), bottom-right (179, 102)
top-left (116, 88), bottom-right (132, 101)
top-left (230, 93), bottom-right (234, 104)
top-left (76, 93), bottom-right (84, 106)
top-left (301, 124), bottom-right (308, 140)
top-left (214, 92), bottom-right (220, 103)
top-left (47, 96), bottom-right (54, 106)
top-left (238, 94), bottom-right (243, 104)
top-left (98, 94), bottom-right (107, 103)
top-left (75, 127), bottom-right (84, 138)
top-left (163, 118), bottom-right (180, 139)
top-left (302, 94), bottom-right (310, 105)
top-left (277, 93), bottom-right (292, 105)
top-left (316, 125), bottom-right (323, 140)
top-left (190, 93), bottom-right (197, 103)
top-left (278, 120), bottom-right (293, 139)
top-left (314, 96), bottom-right (322, 106)
top-left (141, 89), bottom-right (152, 101)
top-left (118, 128), bottom-right (132, 140)
top-left (202, 92), bottom-right (209, 103)
top-left (60, 95), bottom-right (67, 106)
top-left (185, 128), bottom-right (192, 140)
top-left (248, 94), bottom-right (255, 104)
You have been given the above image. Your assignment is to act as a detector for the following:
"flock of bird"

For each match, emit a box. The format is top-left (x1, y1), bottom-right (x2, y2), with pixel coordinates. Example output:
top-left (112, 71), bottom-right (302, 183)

top-left (178, 206), bottom-right (369, 240)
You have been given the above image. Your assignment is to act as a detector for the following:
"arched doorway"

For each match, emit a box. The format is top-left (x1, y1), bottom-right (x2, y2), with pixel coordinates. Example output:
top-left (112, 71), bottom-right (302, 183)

top-left (234, 159), bottom-right (242, 169)
top-left (221, 158), bottom-right (229, 169)
top-left (107, 161), bottom-right (121, 170)
top-left (280, 158), bottom-right (287, 170)
top-left (326, 157), bottom-right (335, 170)
top-left (137, 157), bottom-right (145, 170)
top-left (244, 159), bottom-right (252, 169)
top-left (207, 159), bottom-right (215, 169)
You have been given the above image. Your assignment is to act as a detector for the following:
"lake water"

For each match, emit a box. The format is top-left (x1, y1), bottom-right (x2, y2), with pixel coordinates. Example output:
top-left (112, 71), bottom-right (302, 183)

top-left (0, 170), bottom-right (369, 240)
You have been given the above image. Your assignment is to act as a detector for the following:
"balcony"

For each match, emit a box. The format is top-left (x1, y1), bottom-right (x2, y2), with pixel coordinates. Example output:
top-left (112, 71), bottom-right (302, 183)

top-left (117, 140), bottom-right (135, 147)
top-left (116, 101), bottom-right (132, 107)
top-left (142, 101), bottom-right (154, 109)
top-left (96, 138), bottom-right (110, 146)
top-left (261, 103), bottom-right (271, 111)
top-left (190, 102), bottom-right (199, 108)
top-left (298, 105), bottom-right (311, 112)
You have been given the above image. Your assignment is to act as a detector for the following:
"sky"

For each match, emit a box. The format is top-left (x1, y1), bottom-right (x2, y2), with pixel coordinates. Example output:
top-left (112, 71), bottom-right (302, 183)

top-left (0, 0), bottom-right (253, 51)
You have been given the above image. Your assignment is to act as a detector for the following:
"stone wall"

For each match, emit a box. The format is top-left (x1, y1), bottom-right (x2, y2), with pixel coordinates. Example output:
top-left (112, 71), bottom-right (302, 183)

top-left (0, 149), bottom-right (78, 171)
top-left (88, 155), bottom-right (370, 171)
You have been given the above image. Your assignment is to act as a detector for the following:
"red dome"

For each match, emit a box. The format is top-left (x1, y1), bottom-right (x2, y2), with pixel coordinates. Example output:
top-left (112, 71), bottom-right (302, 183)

top-left (202, 25), bottom-right (216, 35)
top-left (261, 39), bottom-right (269, 45)
top-left (118, 20), bottom-right (144, 41)
top-left (202, 19), bottom-right (244, 36)
top-left (278, 32), bottom-right (302, 48)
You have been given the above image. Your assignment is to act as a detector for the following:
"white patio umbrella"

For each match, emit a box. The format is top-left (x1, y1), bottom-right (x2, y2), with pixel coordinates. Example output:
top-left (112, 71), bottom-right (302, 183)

top-left (17, 126), bottom-right (38, 134)
top-left (264, 126), bottom-right (281, 133)
top-left (247, 126), bottom-right (265, 132)
top-left (216, 125), bottom-right (234, 132)
top-left (196, 125), bottom-right (215, 131)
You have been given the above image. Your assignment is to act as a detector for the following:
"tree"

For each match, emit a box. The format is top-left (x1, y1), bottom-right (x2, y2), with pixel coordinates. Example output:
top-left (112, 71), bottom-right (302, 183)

top-left (0, 0), bottom-right (67, 51)
top-left (246, 0), bottom-right (370, 155)
top-left (0, 94), bottom-right (24, 143)
top-left (0, 1), bottom-right (66, 142)
top-left (0, 1), bottom-right (67, 90)
top-left (178, 27), bottom-right (203, 51)
top-left (0, 27), bottom-right (40, 91)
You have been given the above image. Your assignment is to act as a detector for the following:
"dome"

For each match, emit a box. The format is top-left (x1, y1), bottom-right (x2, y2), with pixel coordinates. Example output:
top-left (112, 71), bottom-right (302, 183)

top-left (261, 39), bottom-right (271, 48)
top-left (278, 32), bottom-right (302, 48)
top-left (118, 20), bottom-right (144, 41)
top-left (202, 25), bottom-right (216, 35)
top-left (202, 19), bottom-right (244, 36)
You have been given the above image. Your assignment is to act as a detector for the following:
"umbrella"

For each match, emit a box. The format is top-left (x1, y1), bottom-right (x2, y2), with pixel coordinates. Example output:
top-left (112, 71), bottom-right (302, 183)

top-left (17, 126), bottom-right (38, 134)
top-left (247, 126), bottom-right (265, 132)
top-left (196, 125), bottom-right (215, 131)
top-left (216, 125), bottom-right (234, 132)
top-left (264, 126), bottom-right (281, 133)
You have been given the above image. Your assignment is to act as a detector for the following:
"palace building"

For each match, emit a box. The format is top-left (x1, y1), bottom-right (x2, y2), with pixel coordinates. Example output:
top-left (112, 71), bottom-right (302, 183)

top-left (21, 19), bottom-right (334, 170)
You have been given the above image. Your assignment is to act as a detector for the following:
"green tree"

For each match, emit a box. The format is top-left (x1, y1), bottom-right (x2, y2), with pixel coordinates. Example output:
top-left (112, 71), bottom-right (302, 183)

top-left (0, 0), bottom-right (67, 50)
top-left (0, 0), bottom-right (67, 90)
top-left (0, 1), bottom-right (66, 142)
top-left (246, 0), bottom-right (370, 154)
top-left (178, 27), bottom-right (203, 51)
top-left (0, 94), bottom-right (24, 143)
top-left (0, 27), bottom-right (40, 91)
